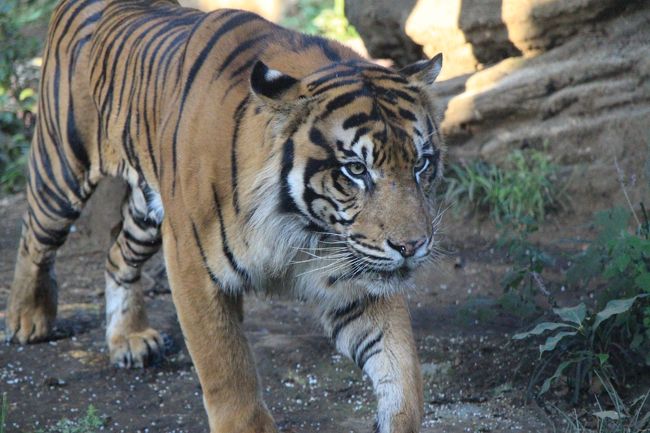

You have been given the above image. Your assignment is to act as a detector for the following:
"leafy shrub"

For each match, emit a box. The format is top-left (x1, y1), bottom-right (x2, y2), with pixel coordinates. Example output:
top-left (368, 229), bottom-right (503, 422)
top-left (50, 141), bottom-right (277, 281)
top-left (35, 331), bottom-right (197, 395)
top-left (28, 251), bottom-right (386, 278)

top-left (445, 149), bottom-right (563, 225)
top-left (514, 296), bottom-right (648, 403)
top-left (566, 199), bottom-right (650, 366)
top-left (0, 0), bottom-right (56, 192)
top-left (557, 386), bottom-right (650, 433)
top-left (498, 217), bottom-right (556, 320)
top-left (282, 0), bottom-right (359, 41)
top-left (36, 405), bottom-right (105, 433)
top-left (445, 150), bottom-right (564, 319)
top-left (0, 393), bottom-right (7, 433)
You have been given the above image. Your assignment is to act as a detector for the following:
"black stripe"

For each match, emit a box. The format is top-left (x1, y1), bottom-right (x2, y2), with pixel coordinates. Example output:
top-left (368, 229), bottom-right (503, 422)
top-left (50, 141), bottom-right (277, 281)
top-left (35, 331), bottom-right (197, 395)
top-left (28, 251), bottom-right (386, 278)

top-left (191, 221), bottom-right (222, 286)
top-left (398, 108), bottom-right (417, 122)
top-left (355, 332), bottom-right (383, 368)
top-left (342, 113), bottom-right (372, 130)
top-left (231, 95), bottom-right (250, 213)
top-left (307, 68), bottom-right (360, 92)
top-left (212, 183), bottom-right (251, 283)
top-left (279, 138), bottom-right (300, 214)
top-left (349, 329), bottom-right (371, 361)
top-left (329, 300), bottom-right (366, 341)
top-left (358, 348), bottom-right (381, 370)
top-left (300, 34), bottom-right (342, 62)
top-left (172, 11), bottom-right (257, 191)
top-left (27, 209), bottom-right (69, 247)
top-left (309, 127), bottom-right (334, 155)
top-left (215, 33), bottom-right (268, 79)
top-left (123, 229), bottom-right (161, 248)
top-left (322, 89), bottom-right (370, 118)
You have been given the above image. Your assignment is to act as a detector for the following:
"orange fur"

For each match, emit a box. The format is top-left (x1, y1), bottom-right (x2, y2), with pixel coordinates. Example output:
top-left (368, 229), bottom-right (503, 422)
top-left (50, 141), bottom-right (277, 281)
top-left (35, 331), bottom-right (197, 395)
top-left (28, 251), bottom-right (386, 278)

top-left (6, 1), bottom-right (445, 431)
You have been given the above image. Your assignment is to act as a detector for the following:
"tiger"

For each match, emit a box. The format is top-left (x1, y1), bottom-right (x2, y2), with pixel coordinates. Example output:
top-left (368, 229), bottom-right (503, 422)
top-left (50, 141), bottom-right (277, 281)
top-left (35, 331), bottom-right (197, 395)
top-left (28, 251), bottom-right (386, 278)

top-left (5, 0), bottom-right (446, 432)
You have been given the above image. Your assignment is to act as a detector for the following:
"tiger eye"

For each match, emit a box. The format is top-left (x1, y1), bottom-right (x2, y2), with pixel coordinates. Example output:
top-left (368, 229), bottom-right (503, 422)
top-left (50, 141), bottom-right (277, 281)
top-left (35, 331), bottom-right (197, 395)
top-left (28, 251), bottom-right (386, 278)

top-left (347, 162), bottom-right (367, 176)
top-left (414, 155), bottom-right (432, 178)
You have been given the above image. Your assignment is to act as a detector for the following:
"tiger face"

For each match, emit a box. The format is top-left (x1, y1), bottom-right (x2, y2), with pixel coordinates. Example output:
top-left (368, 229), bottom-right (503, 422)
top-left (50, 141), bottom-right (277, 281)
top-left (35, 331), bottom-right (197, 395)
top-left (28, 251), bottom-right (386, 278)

top-left (251, 55), bottom-right (444, 290)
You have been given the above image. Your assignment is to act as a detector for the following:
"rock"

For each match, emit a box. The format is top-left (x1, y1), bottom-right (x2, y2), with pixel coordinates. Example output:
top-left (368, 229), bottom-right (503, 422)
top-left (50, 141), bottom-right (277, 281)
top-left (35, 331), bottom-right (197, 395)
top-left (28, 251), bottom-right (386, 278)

top-left (347, 0), bottom-right (650, 218)
top-left (434, 3), bottom-right (650, 218)
top-left (345, 0), bottom-right (424, 67)
top-left (349, 0), bottom-right (624, 78)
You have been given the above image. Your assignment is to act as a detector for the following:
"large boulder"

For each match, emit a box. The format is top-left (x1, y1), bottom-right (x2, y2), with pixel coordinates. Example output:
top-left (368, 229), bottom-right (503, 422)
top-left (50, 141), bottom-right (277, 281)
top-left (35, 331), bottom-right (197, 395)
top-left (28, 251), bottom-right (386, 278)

top-left (348, 0), bottom-right (650, 217)
top-left (346, 0), bottom-right (424, 67)
top-left (436, 3), bottom-right (650, 215)
top-left (350, 0), bottom-right (624, 78)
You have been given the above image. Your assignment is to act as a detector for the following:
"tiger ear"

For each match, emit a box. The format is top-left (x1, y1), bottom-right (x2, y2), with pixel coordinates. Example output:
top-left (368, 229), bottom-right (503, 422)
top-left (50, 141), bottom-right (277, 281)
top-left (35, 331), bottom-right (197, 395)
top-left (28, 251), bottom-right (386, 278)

top-left (250, 60), bottom-right (301, 108)
top-left (400, 53), bottom-right (443, 88)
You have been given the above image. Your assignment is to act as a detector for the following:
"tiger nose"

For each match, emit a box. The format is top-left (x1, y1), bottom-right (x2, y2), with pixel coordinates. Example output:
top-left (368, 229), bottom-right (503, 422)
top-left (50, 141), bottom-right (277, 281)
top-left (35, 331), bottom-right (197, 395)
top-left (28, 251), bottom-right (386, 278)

top-left (387, 237), bottom-right (427, 258)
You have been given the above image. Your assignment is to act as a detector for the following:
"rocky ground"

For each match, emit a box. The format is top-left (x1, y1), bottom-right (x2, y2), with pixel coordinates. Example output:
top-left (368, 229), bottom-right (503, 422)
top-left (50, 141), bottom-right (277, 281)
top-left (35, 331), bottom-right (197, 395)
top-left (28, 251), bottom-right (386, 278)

top-left (0, 189), bottom-right (571, 433)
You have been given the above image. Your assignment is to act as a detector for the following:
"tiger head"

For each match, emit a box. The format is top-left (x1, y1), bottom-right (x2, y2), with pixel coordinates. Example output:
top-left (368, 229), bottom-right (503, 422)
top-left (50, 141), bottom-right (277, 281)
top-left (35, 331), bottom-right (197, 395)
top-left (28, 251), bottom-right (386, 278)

top-left (250, 55), bottom-right (445, 292)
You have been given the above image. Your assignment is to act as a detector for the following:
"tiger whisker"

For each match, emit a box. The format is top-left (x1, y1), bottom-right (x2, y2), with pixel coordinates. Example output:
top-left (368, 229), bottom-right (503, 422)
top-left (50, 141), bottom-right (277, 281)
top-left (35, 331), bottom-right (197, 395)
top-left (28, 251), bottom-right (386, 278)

top-left (313, 231), bottom-right (347, 238)
top-left (294, 256), bottom-right (353, 277)
top-left (291, 246), bottom-right (349, 252)
top-left (331, 258), bottom-right (368, 285)
top-left (289, 250), bottom-right (351, 262)
top-left (289, 253), bottom-right (351, 265)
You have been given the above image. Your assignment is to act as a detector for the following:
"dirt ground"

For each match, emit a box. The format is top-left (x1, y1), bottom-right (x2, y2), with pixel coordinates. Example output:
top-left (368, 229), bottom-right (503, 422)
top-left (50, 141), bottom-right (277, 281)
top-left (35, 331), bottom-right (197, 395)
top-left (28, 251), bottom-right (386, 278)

top-left (1, 190), bottom-right (590, 433)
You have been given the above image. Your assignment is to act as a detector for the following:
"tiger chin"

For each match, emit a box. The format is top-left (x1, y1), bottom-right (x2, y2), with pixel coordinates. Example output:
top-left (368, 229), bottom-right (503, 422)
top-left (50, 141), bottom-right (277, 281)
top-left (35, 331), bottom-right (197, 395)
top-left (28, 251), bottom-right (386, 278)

top-left (5, 1), bottom-right (446, 432)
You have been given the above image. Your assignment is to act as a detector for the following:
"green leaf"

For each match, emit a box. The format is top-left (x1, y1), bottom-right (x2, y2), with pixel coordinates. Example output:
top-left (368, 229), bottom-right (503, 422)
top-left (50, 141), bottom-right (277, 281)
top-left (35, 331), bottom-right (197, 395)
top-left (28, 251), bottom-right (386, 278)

top-left (596, 353), bottom-right (609, 366)
top-left (18, 87), bottom-right (35, 101)
top-left (513, 322), bottom-right (574, 340)
top-left (593, 410), bottom-right (624, 420)
top-left (539, 331), bottom-right (577, 354)
top-left (635, 273), bottom-right (650, 290)
top-left (594, 207), bottom-right (631, 241)
top-left (539, 360), bottom-right (572, 395)
top-left (613, 254), bottom-right (631, 272)
top-left (553, 303), bottom-right (586, 326)
top-left (593, 295), bottom-right (648, 330)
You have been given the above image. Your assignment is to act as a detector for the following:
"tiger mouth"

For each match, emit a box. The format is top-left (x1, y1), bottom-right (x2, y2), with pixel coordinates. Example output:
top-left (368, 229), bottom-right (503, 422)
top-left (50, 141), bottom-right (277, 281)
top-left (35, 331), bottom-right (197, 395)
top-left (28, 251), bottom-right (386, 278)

top-left (372, 266), bottom-right (412, 281)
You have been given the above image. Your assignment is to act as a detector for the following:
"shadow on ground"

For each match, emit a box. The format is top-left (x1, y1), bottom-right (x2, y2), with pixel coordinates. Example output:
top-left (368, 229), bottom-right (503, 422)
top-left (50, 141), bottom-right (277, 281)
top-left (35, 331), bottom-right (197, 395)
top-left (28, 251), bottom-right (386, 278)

top-left (0, 192), bottom-right (554, 433)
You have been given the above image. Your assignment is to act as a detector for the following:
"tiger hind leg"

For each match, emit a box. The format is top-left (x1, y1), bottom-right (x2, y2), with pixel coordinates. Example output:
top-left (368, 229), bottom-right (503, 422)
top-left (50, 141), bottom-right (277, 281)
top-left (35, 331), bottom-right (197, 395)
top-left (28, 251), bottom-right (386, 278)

top-left (105, 184), bottom-right (164, 368)
top-left (6, 142), bottom-right (94, 344)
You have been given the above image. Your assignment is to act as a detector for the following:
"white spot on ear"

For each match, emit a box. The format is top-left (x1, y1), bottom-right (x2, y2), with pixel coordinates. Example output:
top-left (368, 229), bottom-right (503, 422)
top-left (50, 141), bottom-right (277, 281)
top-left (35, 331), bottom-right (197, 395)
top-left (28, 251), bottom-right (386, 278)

top-left (264, 68), bottom-right (283, 81)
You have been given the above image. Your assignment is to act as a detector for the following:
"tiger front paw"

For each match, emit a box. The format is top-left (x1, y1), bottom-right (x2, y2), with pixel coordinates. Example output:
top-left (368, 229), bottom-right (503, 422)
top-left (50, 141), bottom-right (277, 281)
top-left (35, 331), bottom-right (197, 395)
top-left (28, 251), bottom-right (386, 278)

top-left (5, 268), bottom-right (57, 344)
top-left (108, 328), bottom-right (164, 368)
top-left (5, 302), bottom-right (55, 344)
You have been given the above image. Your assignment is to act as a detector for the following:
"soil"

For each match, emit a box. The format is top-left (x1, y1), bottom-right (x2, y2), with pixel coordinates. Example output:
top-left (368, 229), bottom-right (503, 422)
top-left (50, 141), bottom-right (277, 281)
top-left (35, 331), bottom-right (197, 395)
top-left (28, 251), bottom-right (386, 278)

top-left (0, 190), bottom-right (587, 433)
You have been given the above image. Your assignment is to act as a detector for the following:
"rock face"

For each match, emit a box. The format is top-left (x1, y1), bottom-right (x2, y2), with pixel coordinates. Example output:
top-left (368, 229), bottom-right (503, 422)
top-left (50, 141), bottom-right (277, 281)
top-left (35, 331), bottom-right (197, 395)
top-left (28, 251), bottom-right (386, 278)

top-left (345, 0), bottom-right (424, 67)
top-left (349, 0), bottom-right (625, 78)
top-left (349, 0), bottom-right (650, 217)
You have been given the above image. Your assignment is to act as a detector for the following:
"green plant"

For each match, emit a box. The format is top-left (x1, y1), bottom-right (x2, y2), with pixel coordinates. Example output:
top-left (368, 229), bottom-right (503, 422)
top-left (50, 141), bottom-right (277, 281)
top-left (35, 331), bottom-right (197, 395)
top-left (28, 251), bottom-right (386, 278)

top-left (282, 0), bottom-right (359, 41)
top-left (0, 0), bottom-right (55, 192)
top-left (491, 216), bottom-right (557, 320)
top-left (513, 296), bottom-right (648, 403)
top-left (444, 150), bottom-right (562, 320)
top-left (36, 405), bottom-right (105, 433)
top-left (567, 203), bottom-right (650, 366)
top-left (555, 385), bottom-right (650, 433)
top-left (445, 149), bottom-right (563, 225)
top-left (0, 393), bottom-right (7, 433)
